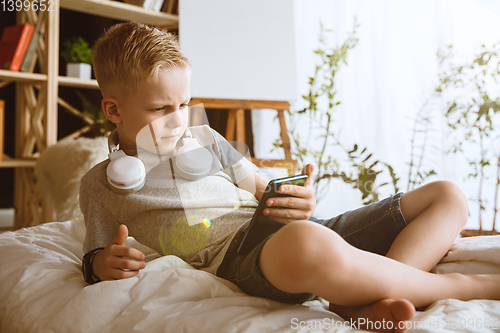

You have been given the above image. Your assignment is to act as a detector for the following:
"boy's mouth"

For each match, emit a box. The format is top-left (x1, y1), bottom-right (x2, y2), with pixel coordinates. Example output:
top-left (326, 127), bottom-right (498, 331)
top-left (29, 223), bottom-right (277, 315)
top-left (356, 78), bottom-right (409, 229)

top-left (162, 134), bottom-right (180, 141)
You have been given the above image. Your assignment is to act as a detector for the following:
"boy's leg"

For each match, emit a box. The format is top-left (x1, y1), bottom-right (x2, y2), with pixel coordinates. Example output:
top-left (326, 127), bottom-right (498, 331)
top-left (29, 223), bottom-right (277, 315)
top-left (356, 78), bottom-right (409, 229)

top-left (324, 180), bottom-right (470, 329)
top-left (257, 181), bottom-right (474, 331)
top-left (259, 221), bottom-right (500, 308)
top-left (386, 181), bottom-right (469, 271)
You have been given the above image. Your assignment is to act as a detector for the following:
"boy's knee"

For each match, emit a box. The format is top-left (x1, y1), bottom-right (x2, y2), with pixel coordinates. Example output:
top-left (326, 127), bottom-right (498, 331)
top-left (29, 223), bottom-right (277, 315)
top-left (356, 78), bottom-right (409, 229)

top-left (433, 181), bottom-right (469, 223)
top-left (260, 221), bottom-right (345, 287)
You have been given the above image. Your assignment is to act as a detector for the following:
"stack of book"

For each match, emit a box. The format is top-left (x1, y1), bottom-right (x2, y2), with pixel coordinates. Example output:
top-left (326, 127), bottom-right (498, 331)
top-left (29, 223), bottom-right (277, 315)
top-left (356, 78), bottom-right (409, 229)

top-left (123, 0), bottom-right (178, 14)
top-left (0, 24), bottom-right (41, 73)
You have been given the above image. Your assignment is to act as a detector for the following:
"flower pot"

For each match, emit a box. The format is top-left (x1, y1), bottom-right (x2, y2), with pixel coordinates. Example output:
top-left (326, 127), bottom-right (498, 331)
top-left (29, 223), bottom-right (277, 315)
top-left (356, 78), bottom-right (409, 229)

top-left (66, 63), bottom-right (91, 80)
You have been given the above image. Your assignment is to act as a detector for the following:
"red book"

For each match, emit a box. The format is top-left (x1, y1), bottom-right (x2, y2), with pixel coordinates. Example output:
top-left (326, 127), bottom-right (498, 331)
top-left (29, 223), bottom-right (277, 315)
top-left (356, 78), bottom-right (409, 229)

top-left (0, 24), bottom-right (35, 72)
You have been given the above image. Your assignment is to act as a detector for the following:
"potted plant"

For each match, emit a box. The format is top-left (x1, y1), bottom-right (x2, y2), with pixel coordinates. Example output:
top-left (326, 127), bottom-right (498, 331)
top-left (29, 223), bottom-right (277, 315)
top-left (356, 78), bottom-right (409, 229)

top-left (437, 43), bottom-right (500, 237)
top-left (61, 36), bottom-right (93, 80)
top-left (272, 22), bottom-right (422, 206)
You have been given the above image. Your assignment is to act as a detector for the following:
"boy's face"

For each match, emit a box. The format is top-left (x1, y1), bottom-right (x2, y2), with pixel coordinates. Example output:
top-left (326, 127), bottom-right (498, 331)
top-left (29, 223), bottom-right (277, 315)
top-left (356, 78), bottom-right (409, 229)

top-left (114, 66), bottom-right (191, 155)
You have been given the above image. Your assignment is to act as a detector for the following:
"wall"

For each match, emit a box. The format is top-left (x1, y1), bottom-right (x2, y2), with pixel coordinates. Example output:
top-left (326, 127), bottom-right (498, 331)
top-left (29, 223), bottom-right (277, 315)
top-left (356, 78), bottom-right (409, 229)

top-left (179, 0), bottom-right (297, 101)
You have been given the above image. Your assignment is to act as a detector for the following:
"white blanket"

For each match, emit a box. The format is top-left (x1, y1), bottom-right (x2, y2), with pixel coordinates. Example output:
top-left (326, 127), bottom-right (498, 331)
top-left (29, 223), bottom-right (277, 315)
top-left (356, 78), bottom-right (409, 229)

top-left (0, 219), bottom-right (499, 332)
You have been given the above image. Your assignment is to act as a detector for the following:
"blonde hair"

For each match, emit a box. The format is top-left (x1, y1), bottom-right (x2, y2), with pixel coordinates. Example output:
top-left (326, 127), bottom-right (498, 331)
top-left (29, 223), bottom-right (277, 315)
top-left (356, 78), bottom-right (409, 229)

top-left (92, 22), bottom-right (191, 96)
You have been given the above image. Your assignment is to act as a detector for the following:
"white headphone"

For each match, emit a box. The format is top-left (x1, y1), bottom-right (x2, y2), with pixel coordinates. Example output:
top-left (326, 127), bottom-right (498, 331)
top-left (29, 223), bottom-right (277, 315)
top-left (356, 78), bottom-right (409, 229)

top-left (106, 127), bottom-right (213, 194)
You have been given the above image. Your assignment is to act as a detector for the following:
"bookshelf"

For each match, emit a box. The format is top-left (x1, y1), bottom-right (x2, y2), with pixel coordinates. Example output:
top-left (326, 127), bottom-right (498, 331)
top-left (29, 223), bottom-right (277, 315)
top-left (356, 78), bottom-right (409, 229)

top-left (60, 0), bottom-right (178, 27)
top-left (0, 0), bottom-right (178, 228)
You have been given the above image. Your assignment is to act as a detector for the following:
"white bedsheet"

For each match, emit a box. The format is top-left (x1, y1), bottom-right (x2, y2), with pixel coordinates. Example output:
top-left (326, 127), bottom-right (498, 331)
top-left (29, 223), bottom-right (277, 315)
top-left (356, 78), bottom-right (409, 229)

top-left (0, 218), bottom-right (499, 332)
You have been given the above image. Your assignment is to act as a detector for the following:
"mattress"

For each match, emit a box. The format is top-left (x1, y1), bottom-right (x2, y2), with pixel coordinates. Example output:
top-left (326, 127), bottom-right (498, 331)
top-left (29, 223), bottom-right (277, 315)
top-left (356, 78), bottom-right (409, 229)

top-left (0, 218), bottom-right (499, 332)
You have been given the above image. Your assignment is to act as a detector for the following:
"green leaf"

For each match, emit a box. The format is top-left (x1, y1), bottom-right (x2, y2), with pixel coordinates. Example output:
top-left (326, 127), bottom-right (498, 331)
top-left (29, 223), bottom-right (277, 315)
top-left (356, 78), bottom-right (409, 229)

top-left (348, 144), bottom-right (358, 154)
top-left (362, 153), bottom-right (372, 162)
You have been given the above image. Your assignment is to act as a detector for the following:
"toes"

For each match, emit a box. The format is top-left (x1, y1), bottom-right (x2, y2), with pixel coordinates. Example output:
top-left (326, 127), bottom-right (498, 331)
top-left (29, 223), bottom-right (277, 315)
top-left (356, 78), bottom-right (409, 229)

top-left (390, 299), bottom-right (416, 321)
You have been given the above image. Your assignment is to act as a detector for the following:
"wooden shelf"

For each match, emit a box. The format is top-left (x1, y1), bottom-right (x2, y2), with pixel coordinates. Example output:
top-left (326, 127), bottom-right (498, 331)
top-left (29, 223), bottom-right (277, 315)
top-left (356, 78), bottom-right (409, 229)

top-left (0, 157), bottom-right (37, 168)
top-left (190, 98), bottom-right (291, 110)
top-left (0, 71), bottom-right (101, 90)
top-left (58, 76), bottom-right (100, 89)
top-left (2, 0), bottom-right (178, 228)
top-left (0, 69), bottom-right (48, 84)
top-left (60, 0), bottom-right (179, 27)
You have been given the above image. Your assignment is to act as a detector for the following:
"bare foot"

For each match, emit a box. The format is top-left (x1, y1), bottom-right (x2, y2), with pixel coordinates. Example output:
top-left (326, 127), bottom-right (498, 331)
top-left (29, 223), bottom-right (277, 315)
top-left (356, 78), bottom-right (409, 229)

top-left (329, 299), bottom-right (416, 333)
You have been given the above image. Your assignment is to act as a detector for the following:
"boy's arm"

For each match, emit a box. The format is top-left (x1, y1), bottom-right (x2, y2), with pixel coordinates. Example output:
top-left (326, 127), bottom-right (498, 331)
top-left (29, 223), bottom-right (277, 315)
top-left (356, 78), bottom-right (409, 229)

top-left (91, 224), bottom-right (146, 282)
top-left (80, 183), bottom-right (145, 283)
top-left (209, 127), bottom-right (315, 221)
top-left (237, 170), bottom-right (268, 202)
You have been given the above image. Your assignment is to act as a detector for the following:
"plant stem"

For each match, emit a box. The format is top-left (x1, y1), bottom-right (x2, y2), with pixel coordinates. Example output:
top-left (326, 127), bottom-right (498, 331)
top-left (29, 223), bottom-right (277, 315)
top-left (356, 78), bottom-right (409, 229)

top-left (493, 156), bottom-right (500, 232)
top-left (478, 129), bottom-right (485, 231)
top-left (319, 112), bottom-right (332, 170)
top-left (407, 93), bottom-right (434, 191)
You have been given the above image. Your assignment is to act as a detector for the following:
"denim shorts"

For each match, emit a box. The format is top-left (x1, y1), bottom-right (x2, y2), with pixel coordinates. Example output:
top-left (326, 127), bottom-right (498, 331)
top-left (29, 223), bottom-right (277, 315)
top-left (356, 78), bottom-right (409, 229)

top-left (216, 192), bottom-right (408, 304)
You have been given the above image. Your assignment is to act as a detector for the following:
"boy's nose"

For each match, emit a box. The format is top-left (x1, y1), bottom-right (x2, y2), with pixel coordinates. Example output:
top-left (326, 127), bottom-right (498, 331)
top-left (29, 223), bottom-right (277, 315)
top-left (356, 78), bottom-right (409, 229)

top-left (165, 110), bottom-right (183, 128)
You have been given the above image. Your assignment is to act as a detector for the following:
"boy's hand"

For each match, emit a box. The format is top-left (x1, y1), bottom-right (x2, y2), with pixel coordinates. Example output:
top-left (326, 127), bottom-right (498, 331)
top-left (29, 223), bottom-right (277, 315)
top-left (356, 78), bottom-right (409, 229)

top-left (263, 164), bottom-right (316, 224)
top-left (93, 224), bottom-right (146, 281)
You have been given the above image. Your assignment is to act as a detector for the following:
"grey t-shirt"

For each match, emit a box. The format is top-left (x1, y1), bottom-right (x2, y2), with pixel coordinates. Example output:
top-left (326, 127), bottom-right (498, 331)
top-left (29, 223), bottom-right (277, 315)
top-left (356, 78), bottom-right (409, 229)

top-left (80, 125), bottom-right (259, 275)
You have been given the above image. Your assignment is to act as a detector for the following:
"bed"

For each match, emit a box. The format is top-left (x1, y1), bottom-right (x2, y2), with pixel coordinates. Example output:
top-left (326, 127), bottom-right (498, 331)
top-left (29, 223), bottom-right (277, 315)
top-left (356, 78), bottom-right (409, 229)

top-left (1, 218), bottom-right (499, 333)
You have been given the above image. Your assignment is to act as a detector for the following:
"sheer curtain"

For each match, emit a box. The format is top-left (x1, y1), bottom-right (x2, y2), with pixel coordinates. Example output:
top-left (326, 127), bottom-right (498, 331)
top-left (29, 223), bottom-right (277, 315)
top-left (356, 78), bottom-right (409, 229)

top-left (252, 0), bottom-right (500, 230)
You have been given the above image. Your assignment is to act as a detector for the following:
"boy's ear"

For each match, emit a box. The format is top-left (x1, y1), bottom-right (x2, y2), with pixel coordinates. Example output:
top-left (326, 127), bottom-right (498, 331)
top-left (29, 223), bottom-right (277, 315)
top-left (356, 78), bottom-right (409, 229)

top-left (101, 97), bottom-right (122, 124)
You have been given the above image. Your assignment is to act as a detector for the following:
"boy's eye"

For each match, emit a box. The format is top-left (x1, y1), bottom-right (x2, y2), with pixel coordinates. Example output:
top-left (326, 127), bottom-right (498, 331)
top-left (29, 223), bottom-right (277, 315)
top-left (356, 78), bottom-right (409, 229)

top-left (153, 103), bottom-right (190, 112)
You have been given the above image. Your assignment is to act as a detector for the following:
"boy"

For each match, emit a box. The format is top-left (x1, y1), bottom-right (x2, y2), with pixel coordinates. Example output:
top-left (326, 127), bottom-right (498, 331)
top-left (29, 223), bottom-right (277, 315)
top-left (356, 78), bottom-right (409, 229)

top-left (82, 22), bottom-right (500, 332)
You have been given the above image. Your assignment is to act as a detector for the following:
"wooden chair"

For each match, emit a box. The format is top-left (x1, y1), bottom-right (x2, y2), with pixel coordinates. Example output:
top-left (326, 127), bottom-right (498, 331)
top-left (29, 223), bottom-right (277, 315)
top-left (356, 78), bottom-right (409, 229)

top-left (189, 98), bottom-right (298, 175)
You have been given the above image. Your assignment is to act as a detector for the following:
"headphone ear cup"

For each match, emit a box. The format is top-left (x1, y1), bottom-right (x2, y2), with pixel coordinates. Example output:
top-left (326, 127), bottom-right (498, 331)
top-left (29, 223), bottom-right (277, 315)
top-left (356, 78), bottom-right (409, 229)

top-left (174, 139), bottom-right (213, 180)
top-left (106, 154), bottom-right (146, 194)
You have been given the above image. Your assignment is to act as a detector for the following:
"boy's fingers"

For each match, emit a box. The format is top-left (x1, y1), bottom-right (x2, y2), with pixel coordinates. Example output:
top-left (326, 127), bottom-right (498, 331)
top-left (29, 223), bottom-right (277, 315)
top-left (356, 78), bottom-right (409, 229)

top-left (113, 245), bottom-right (146, 261)
top-left (267, 211), bottom-right (306, 224)
top-left (109, 269), bottom-right (140, 280)
top-left (277, 184), bottom-right (311, 198)
top-left (301, 164), bottom-right (314, 186)
top-left (112, 258), bottom-right (146, 270)
top-left (266, 197), bottom-right (309, 210)
top-left (113, 224), bottom-right (129, 245)
top-left (264, 207), bottom-right (305, 220)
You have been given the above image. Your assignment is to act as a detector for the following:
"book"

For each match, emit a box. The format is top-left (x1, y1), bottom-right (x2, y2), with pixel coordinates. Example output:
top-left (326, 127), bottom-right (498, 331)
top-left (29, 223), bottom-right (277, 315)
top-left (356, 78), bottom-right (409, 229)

top-left (142, 0), bottom-right (153, 10)
top-left (123, 0), bottom-right (146, 7)
top-left (160, 0), bottom-right (170, 12)
top-left (168, 0), bottom-right (176, 13)
top-left (151, 0), bottom-right (164, 12)
top-left (0, 24), bottom-right (35, 72)
top-left (160, 0), bottom-right (174, 13)
top-left (20, 30), bottom-right (41, 73)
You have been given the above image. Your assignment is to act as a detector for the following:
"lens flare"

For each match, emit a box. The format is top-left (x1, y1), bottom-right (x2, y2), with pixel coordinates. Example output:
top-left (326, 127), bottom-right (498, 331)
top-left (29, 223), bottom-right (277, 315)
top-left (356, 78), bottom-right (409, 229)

top-left (234, 205), bottom-right (240, 210)
top-left (202, 218), bottom-right (211, 229)
top-left (159, 215), bottom-right (211, 257)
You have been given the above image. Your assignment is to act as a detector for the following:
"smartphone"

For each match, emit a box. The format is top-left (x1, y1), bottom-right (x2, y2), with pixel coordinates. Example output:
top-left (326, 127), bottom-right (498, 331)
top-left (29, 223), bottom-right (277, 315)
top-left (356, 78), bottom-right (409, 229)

top-left (237, 174), bottom-right (309, 255)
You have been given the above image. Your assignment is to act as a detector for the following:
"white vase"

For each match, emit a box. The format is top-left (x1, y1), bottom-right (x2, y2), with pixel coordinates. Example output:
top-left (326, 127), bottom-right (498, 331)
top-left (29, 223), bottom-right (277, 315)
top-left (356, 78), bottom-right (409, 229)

top-left (66, 63), bottom-right (92, 80)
